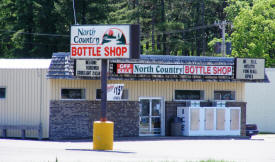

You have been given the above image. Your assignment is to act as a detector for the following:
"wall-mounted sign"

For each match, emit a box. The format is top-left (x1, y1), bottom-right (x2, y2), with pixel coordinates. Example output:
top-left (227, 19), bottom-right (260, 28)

top-left (236, 58), bottom-right (265, 80)
top-left (107, 84), bottom-right (124, 101)
top-left (117, 64), bottom-right (133, 74)
top-left (76, 60), bottom-right (101, 77)
top-left (71, 25), bottom-right (140, 59)
top-left (116, 64), bottom-right (232, 76)
top-left (117, 64), bottom-right (184, 75)
top-left (183, 65), bottom-right (232, 76)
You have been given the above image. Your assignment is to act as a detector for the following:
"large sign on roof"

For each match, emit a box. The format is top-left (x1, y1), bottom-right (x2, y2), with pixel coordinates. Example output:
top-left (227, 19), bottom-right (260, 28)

top-left (70, 25), bottom-right (140, 59)
top-left (116, 64), bottom-right (233, 76)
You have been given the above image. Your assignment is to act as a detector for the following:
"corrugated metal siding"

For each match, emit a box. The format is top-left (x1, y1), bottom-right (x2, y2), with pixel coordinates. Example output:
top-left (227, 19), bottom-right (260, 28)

top-left (246, 68), bottom-right (275, 133)
top-left (50, 79), bottom-right (245, 102)
top-left (0, 69), bottom-right (50, 138)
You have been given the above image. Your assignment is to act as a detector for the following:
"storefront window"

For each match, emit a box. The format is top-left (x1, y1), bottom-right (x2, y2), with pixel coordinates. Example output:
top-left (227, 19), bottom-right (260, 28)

top-left (61, 89), bottom-right (85, 99)
top-left (174, 90), bottom-right (204, 100)
top-left (214, 91), bottom-right (235, 100)
top-left (96, 89), bottom-right (129, 100)
top-left (0, 88), bottom-right (6, 99)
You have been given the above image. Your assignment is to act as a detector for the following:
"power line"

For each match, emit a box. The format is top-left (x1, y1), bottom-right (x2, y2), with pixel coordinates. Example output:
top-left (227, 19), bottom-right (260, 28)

top-left (0, 23), bottom-right (217, 38)
top-left (0, 29), bottom-right (69, 37)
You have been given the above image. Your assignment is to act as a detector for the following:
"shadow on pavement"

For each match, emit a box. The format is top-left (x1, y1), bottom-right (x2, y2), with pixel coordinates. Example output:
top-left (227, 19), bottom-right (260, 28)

top-left (66, 149), bottom-right (135, 154)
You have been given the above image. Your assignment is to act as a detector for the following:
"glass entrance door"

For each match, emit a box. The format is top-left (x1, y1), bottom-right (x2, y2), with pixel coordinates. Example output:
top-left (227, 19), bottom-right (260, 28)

top-left (139, 98), bottom-right (164, 136)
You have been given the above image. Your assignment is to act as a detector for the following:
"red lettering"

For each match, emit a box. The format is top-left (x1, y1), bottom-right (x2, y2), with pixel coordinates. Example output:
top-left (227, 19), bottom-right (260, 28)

top-left (190, 66), bottom-right (194, 74)
top-left (213, 67), bottom-right (217, 74)
top-left (122, 47), bottom-right (127, 56)
top-left (185, 66), bottom-right (189, 74)
top-left (207, 66), bottom-right (211, 74)
top-left (110, 47), bottom-right (116, 56)
top-left (104, 47), bottom-right (109, 56)
top-left (77, 47), bottom-right (82, 56)
top-left (96, 47), bottom-right (101, 56)
top-left (88, 47), bottom-right (92, 56)
top-left (227, 67), bottom-right (232, 74)
top-left (82, 47), bottom-right (87, 56)
top-left (116, 47), bottom-right (121, 56)
top-left (71, 47), bottom-right (76, 56)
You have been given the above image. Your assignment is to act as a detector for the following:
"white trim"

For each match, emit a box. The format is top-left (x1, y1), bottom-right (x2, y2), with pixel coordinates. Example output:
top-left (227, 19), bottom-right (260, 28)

top-left (139, 97), bottom-right (165, 136)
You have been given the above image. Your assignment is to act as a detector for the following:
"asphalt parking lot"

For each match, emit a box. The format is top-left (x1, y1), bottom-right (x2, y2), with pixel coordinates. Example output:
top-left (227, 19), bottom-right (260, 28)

top-left (1, 135), bottom-right (275, 162)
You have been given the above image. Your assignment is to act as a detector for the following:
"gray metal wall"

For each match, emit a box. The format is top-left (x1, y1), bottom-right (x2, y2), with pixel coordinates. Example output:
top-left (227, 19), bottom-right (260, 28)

top-left (0, 68), bottom-right (50, 138)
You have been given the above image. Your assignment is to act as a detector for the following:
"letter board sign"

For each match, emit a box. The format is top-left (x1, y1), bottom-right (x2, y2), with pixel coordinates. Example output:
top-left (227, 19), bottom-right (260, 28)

top-left (76, 60), bottom-right (101, 77)
top-left (236, 58), bottom-right (265, 80)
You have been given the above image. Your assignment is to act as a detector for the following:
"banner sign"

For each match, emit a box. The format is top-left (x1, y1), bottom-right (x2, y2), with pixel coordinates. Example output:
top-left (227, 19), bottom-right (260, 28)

top-left (183, 65), bottom-right (232, 76)
top-left (116, 64), bottom-right (232, 76)
top-left (107, 84), bottom-right (124, 101)
top-left (117, 64), bottom-right (184, 75)
top-left (117, 64), bottom-right (133, 74)
top-left (76, 60), bottom-right (101, 77)
top-left (71, 25), bottom-right (130, 59)
top-left (236, 58), bottom-right (265, 80)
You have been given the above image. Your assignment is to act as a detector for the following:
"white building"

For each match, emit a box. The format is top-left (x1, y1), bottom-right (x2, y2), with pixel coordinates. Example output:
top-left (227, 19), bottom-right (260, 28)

top-left (0, 59), bottom-right (51, 138)
top-left (246, 68), bottom-right (275, 133)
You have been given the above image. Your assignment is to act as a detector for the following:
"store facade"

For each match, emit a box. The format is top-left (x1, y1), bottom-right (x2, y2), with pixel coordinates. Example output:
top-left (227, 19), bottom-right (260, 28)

top-left (47, 52), bottom-right (266, 139)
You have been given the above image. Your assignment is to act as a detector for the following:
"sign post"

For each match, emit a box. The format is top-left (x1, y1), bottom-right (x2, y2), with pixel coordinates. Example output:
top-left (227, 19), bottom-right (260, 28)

top-left (70, 24), bottom-right (140, 150)
top-left (100, 59), bottom-right (108, 121)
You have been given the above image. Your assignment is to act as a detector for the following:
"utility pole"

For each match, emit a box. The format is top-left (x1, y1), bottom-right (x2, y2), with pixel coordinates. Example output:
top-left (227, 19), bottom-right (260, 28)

top-left (215, 20), bottom-right (231, 57)
top-left (202, 0), bottom-right (206, 56)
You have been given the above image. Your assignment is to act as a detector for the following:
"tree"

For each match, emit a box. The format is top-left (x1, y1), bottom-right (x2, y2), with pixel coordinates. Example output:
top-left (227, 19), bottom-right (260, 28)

top-left (228, 0), bottom-right (275, 67)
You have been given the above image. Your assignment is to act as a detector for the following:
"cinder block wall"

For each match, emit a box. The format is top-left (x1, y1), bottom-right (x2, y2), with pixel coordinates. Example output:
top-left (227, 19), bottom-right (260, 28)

top-left (49, 100), bottom-right (139, 140)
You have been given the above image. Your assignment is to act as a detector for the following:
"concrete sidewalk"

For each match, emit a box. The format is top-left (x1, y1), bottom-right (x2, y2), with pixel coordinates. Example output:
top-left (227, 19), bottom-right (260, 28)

top-left (0, 135), bottom-right (275, 162)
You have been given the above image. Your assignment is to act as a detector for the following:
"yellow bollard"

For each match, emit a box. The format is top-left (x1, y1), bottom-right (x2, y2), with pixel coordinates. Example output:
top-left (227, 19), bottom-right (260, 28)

top-left (93, 121), bottom-right (114, 150)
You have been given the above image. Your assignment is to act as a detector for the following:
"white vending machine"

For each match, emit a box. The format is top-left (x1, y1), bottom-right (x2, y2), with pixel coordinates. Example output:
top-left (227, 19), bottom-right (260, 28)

top-left (177, 101), bottom-right (241, 136)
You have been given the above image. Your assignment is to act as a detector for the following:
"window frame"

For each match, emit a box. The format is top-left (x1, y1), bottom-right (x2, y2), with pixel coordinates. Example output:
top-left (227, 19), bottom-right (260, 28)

top-left (60, 88), bottom-right (86, 100)
top-left (96, 88), bottom-right (129, 101)
top-left (0, 87), bottom-right (6, 99)
top-left (174, 89), bottom-right (205, 101)
top-left (214, 90), bottom-right (236, 101)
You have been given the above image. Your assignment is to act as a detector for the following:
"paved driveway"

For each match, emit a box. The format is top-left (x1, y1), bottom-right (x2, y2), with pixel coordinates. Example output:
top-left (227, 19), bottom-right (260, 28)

top-left (0, 135), bottom-right (275, 162)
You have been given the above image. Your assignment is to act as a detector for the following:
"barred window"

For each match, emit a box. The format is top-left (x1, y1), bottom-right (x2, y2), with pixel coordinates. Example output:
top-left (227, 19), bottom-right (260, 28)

top-left (214, 91), bottom-right (235, 100)
top-left (174, 90), bottom-right (204, 100)
top-left (61, 89), bottom-right (85, 99)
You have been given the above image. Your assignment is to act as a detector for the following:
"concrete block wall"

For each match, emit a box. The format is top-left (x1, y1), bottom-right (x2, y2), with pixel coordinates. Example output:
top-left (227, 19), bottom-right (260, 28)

top-left (49, 100), bottom-right (139, 140)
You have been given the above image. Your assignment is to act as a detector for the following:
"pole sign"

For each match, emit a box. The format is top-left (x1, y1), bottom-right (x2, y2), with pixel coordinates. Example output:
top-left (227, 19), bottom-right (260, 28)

top-left (107, 84), bottom-right (124, 101)
top-left (116, 64), bottom-right (232, 76)
top-left (76, 60), bottom-right (101, 77)
top-left (71, 25), bottom-right (140, 59)
top-left (236, 58), bottom-right (265, 80)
